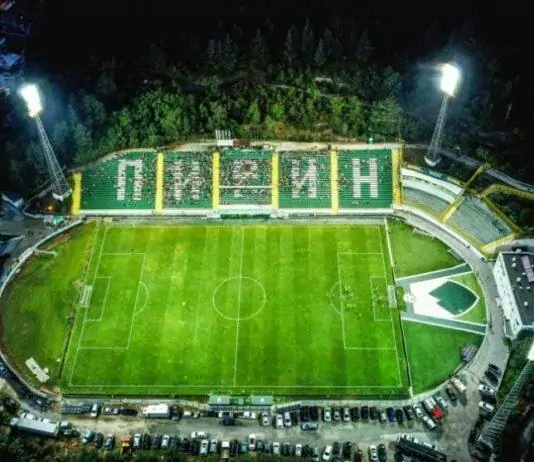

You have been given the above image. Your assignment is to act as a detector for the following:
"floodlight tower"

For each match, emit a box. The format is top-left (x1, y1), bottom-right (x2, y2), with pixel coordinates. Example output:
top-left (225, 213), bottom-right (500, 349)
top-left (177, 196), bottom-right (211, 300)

top-left (478, 342), bottom-right (534, 450)
top-left (425, 63), bottom-right (460, 166)
top-left (19, 84), bottom-right (72, 201)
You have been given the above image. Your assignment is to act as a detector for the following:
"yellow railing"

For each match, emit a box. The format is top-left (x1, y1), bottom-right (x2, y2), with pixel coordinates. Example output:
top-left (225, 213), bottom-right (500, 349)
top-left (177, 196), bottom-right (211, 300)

top-left (331, 150), bottom-right (339, 213)
top-left (71, 173), bottom-right (82, 215)
top-left (212, 152), bottom-right (220, 210)
top-left (272, 151), bottom-right (279, 209)
top-left (155, 153), bottom-right (164, 213)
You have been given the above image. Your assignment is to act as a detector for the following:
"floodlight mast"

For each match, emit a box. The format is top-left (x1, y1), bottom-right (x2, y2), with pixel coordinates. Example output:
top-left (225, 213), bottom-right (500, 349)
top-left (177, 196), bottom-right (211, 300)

top-left (425, 63), bottom-right (460, 167)
top-left (19, 85), bottom-right (72, 202)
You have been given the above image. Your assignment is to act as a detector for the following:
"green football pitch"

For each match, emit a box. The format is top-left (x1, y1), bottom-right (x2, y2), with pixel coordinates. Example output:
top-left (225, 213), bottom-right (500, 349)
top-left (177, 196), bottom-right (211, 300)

top-left (57, 222), bottom-right (409, 396)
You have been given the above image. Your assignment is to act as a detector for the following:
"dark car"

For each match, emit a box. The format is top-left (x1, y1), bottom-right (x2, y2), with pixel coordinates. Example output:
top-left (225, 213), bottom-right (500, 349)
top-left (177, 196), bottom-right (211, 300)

top-left (370, 407), bottom-right (379, 420)
top-left (300, 407), bottom-right (310, 422)
top-left (94, 433), bottom-right (104, 449)
top-left (301, 422), bottom-right (319, 431)
top-left (104, 434), bottom-right (115, 451)
top-left (142, 434), bottom-right (151, 450)
top-left (488, 363), bottom-right (502, 376)
top-left (395, 409), bottom-right (404, 424)
top-left (378, 444), bottom-right (387, 462)
top-left (332, 441), bottom-right (341, 456)
top-left (231, 440), bottom-right (239, 457)
top-left (361, 406), bottom-right (370, 420)
top-left (386, 407), bottom-right (396, 422)
top-left (171, 405), bottom-right (181, 421)
top-left (222, 416), bottom-right (236, 426)
top-left (403, 406), bottom-right (414, 421)
top-left (291, 411), bottom-right (299, 425)
top-left (119, 408), bottom-right (138, 416)
top-left (342, 442), bottom-right (352, 459)
top-left (153, 434), bottom-right (163, 450)
top-left (181, 438), bottom-right (191, 453)
top-left (283, 442), bottom-right (292, 456)
top-left (446, 385), bottom-right (458, 402)
top-left (485, 370), bottom-right (499, 385)
top-left (353, 449), bottom-right (363, 462)
top-left (350, 407), bottom-right (360, 421)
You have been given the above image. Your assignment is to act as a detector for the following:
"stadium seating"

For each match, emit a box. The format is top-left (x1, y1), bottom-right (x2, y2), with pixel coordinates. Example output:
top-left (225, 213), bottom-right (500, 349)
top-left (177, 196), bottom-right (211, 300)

top-left (278, 152), bottom-right (331, 208)
top-left (163, 152), bottom-right (213, 208)
top-left (402, 187), bottom-right (449, 217)
top-left (338, 150), bottom-right (393, 208)
top-left (219, 150), bottom-right (272, 206)
top-left (81, 152), bottom-right (157, 210)
top-left (448, 195), bottom-right (512, 244)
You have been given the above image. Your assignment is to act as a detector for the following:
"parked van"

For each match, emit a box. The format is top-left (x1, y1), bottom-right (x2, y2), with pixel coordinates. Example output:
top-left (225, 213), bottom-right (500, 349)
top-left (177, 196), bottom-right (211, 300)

top-left (451, 377), bottom-right (466, 394)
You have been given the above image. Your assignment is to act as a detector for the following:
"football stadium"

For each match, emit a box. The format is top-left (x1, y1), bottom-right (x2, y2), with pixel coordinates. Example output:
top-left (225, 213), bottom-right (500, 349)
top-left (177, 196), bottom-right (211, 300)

top-left (1, 144), bottom-right (521, 398)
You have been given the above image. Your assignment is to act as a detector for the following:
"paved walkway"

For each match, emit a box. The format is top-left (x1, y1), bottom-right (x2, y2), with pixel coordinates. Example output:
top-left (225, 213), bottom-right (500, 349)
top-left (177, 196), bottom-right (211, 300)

top-left (396, 263), bottom-right (470, 285)
top-left (401, 314), bottom-right (486, 334)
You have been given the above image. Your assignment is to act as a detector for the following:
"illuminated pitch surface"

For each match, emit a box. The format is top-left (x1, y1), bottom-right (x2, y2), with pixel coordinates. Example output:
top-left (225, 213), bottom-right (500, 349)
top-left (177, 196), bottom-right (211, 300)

top-left (60, 223), bottom-right (408, 395)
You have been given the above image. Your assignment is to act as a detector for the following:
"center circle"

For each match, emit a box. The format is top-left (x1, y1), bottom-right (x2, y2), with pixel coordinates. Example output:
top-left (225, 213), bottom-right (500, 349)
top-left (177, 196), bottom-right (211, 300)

top-left (212, 277), bottom-right (267, 321)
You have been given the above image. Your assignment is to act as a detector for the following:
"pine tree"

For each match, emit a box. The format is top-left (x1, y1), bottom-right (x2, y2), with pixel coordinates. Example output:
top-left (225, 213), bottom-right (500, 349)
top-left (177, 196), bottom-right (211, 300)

top-left (206, 39), bottom-right (217, 67)
top-left (223, 35), bottom-right (237, 71)
top-left (357, 29), bottom-right (373, 62)
top-left (250, 28), bottom-right (266, 62)
top-left (301, 18), bottom-right (314, 56)
top-left (284, 26), bottom-right (297, 66)
top-left (314, 39), bottom-right (326, 68)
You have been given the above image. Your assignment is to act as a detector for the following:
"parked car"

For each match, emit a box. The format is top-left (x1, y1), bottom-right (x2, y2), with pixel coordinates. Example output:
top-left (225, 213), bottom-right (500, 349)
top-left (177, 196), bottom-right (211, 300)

top-left (90, 403), bottom-right (100, 418)
top-left (323, 445), bottom-right (332, 461)
top-left (248, 434), bottom-right (256, 451)
top-left (333, 408), bottom-right (341, 421)
top-left (82, 430), bottom-right (95, 445)
top-left (261, 412), bottom-right (270, 426)
top-left (191, 431), bottom-right (209, 439)
top-left (368, 445), bottom-right (378, 462)
top-left (332, 441), bottom-right (341, 456)
top-left (379, 411), bottom-right (387, 423)
top-left (323, 407), bottom-right (332, 422)
top-left (422, 415), bottom-right (436, 430)
top-left (403, 405), bottom-right (415, 421)
top-left (301, 422), bottom-right (319, 431)
top-left (152, 434), bottom-right (162, 450)
top-left (479, 401), bottom-right (496, 415)
top-left (103, 407), bottom-right (119, 415)
top-left (119, 408), bottom-right (137, 416)
top-left (183, 411), bottom-right (200, 418)
top-left (162, 435), bottom-right (170, 449)
top-left (412, 403), bottom-right (423, 418)
top-left (199, 440), bottom-right (209, 456)
top-left (243, 411), bottom-right (257, 420)
top-left (350, 407), bottom-right (360, 421)
top-left (209, 439), bottom-right (218, 454)
top-left (451, 377), bottom-right (467, 394)
top-left (485, 369), bottom-right (499, 385)
top-left (386, 407), bottom-right (396, 422)
top-left (395, 408), bottom-right (404, 424)
top-left (104, 434), bottom-right (114, 451)
top-left (488, 363), bottom-right (502, 376)
top-left (94, 433), bottom-right (104, 449)
top-left (434, 394), bottom-right (448, 411)
top-left (422, 441), bottom-right (436, 450)
top-left (284, 411), bottom-right (292, 427)
top-left (370, 406), bottom-right (379, 420)
top-left (398, 434), bottom-right (418, 444)
top-left (132, 434), bottom-right (141, 449)
top-left (361, 406), bottom-right (370, 420)
top-left (273, 442), bottom-right (281, 455)
top-left (446, 385), bottom-right (458, 402)
top-left (378, 444), bottom-right (387, 462)
top-left (295, 443), bottom-right (303, 457)
top-left (276, 414), bottom-right (284, 429)
top-left (353, 449), bottom-right (363, 462)
top-left (312, 446), bottom-right (320, 462)
top-left (282, 442), bottom-right (291, 456)
top-left (479, 384), bottom-right (496, 397)
top-left (343, 407), bottom-right (351, 422)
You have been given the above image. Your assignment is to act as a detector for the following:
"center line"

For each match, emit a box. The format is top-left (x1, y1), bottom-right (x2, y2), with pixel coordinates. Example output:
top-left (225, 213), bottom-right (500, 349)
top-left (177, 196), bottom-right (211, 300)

top-left (233, 227), bottom-right (245, 386)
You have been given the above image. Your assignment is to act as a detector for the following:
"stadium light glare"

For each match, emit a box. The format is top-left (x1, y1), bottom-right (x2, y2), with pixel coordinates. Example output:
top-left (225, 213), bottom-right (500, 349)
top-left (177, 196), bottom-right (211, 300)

top-left (440, 63), bottom-right (460, 97)
top-left (19, 84), bottom-right (43, 117)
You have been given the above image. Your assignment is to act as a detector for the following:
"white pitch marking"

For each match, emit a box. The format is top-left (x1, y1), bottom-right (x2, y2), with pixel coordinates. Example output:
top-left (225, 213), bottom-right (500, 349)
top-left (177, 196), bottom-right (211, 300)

top-left (233, 227), bottom-right (245, 387)
top-left (336, 251), bottom-right (347, 349)
top-left (127, 254), bottom-right (147, 348)
top-left (86, 277), bottom-right (111, 322)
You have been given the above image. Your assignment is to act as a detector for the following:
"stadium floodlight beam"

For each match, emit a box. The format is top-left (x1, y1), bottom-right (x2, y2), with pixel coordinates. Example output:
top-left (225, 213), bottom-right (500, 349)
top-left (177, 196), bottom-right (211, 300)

top-left (19, 84), bottom-right (72, 202)
top-left (425, 63), bottom-right (461, 167)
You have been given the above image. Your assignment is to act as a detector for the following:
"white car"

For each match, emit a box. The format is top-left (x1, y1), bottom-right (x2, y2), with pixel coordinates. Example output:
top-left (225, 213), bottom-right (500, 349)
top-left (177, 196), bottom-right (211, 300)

top-left (161, 435), bottom-right (170, 448)
top-left (276, 414), bottom-right (284, 429)
top-left (399, 434), bottom-right (418, 444)
top-left (422, 441), bottom-right (437, 450)
top-left (210, 439), bottom-right (218, 454)
top-left (368, 445), bottom-right (378, 461)
top-left (133, 434), bottom-right (141, 449)
top-left (243, 411), bottom-right (257, 420)
top-left (342, 407), bottom-right (350, 422)
top-left (479, 401), bottom-right (495, 414)
top-left (323, 407), bottom-right (332, 422)
top-left (284, 411), bottom-right (292, 427)
top-left (422, 415), bottom-right (436, 430)
top-left (478, 384), bottom-right (496, 397)
top-left (191, 431), bottom-right (209, 439)
top-left (200, 439), bottom-right (209, 456)
top-left (412, 403), bottom-right (423, 418)
top-left (322, 445), bottom-right (332, 461)
top-left (248, 434), bottom-right (256, 451)
top-left (295, 443), bottom-right (303, 457)
top-left (90, 403), bottom-right (100, 418)
top-left (273, 442), bottom-right (281, 455)
top-left (261, 412), bottom-right (270, 426)
top-left (435, 394), bottom-right (448, 411)
top-left (183, 411), bottom-right (200, 418)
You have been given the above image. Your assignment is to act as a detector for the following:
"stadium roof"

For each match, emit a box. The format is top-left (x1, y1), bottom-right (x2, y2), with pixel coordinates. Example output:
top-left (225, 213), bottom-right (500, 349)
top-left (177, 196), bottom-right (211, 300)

top-left (250, 395), bottom-right (273, 406)
top-left (208, 395), bottom-right (231, 406)
top-left (502, 252), bottom-right (534, 326)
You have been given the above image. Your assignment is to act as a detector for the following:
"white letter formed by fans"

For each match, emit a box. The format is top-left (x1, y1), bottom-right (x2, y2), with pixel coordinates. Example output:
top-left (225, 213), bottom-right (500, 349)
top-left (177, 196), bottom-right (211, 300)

top-left (172, 160), bottom-right (201, 201)
top-left (117, 159), bottom-right (143, 201)
top-left (352, 158), bottom-right (378, 198)
top-left (291, 158), bottom-right (318, 198)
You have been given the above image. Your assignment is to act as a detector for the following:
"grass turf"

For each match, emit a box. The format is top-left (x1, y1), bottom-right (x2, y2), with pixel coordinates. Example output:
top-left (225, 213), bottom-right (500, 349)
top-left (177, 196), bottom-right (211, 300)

top-left (54, 222), bottom-right (407, 396)
top-left (387, 220), bottom-right (459, 278)
top-left (402, 321), bottom-right (483, 393)
top-left (451, 273), bottom-right (487, 324)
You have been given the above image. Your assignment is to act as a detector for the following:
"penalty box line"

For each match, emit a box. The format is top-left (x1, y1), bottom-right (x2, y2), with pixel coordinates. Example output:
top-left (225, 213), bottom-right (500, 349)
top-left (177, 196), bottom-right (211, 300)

top-left (66, 383), bottom-right (404, 389)
top-left (70, 232), bottom-right (147, 384)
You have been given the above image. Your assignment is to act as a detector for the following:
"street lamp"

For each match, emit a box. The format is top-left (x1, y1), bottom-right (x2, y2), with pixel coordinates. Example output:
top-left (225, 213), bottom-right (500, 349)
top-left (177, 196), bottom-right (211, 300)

top-left (19, 84), bottom-right (72, 201)
top-left (424, 63), bottom-right (460, 166)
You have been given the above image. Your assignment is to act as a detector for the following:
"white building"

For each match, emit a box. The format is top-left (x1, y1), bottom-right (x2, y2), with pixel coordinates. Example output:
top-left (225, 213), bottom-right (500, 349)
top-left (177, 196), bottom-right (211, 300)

top-left (493, 251), bottom-right (534, 339)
